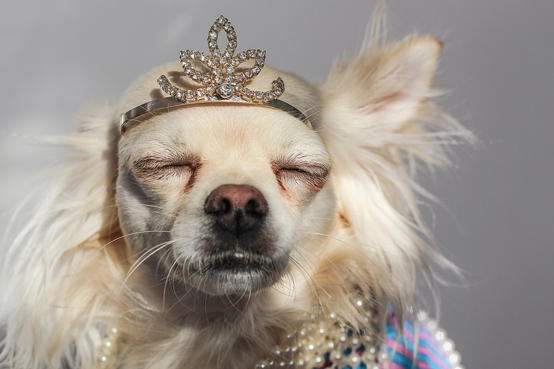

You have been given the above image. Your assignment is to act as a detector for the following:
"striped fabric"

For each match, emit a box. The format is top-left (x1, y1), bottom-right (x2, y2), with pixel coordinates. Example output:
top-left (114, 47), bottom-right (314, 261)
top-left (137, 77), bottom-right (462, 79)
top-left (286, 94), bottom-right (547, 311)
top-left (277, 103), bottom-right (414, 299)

top-left (384, 310), bottom-right (453, 369)
top-left (311, 309), bottom-right (454, 369)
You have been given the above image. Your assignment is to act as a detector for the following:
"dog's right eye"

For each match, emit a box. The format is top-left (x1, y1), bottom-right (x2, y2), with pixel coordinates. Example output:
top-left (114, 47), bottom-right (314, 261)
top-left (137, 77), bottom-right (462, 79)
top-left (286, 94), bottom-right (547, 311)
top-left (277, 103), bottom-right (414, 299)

top-left (132, 158), bottom-right (198, 182)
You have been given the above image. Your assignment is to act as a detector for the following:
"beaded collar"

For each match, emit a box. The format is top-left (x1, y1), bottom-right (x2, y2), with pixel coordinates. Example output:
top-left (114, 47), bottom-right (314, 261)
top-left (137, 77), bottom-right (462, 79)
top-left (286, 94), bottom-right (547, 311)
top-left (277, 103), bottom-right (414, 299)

top-left (96, 303), bottom-right (463, 369)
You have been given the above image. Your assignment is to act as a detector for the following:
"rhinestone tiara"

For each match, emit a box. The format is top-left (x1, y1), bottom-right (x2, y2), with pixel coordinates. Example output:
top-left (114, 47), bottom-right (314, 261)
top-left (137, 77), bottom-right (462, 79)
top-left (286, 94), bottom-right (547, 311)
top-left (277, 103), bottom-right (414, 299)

top-left (120, 15), bottom-right (308, 134)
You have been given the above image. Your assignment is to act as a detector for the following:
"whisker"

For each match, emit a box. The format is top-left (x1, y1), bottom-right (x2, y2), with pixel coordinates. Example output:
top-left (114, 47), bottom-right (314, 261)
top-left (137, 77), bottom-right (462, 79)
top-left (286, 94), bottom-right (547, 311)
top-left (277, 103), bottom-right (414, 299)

top-left (117, 239), bottom-right (178, 296)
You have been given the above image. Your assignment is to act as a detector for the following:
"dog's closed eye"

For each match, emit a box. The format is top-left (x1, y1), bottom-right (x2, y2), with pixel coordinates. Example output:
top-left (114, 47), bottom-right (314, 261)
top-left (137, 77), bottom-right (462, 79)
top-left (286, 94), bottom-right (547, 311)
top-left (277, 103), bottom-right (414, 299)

top-left (273, 162), bottom-right (330, 196)
top-left (132, 157), bottom-right (200, 183)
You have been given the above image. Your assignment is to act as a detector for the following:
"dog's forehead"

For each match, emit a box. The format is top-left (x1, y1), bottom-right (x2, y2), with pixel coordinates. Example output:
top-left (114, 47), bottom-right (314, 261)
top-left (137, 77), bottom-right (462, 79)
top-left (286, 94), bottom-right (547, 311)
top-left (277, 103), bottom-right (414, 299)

top-left (119, 103), bottom-right (326, 161)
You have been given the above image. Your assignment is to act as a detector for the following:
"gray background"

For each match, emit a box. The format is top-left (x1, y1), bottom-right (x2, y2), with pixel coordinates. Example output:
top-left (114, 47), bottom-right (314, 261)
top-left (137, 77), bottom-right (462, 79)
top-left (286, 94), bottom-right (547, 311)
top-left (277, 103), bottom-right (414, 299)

top-left (1, 1), bottom-right (553, 368)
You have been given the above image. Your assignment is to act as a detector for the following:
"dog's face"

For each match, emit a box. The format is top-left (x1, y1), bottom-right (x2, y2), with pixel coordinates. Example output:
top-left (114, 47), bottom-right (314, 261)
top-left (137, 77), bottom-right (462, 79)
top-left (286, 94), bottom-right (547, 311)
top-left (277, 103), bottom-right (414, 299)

top-left (116, 102), bottom-right (335, 296)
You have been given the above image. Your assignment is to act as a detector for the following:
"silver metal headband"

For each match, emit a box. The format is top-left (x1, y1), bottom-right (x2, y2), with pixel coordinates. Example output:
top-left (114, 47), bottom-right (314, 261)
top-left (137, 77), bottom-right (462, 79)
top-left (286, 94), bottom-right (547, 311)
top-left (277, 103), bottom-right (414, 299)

top-left (120, 15), bottom-right (309, 134)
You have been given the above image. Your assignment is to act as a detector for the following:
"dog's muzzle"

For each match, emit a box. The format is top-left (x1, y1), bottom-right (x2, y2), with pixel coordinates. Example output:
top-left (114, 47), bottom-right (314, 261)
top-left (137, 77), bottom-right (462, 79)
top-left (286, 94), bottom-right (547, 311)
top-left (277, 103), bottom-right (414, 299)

top-left (188, 184), bottom-right (288, 294)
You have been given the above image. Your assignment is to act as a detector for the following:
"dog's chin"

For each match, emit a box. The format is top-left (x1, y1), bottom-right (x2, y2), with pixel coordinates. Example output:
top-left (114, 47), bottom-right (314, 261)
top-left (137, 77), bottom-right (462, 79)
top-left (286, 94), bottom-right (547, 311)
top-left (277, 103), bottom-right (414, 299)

top-left (186, 252), bottom-right (290, 296)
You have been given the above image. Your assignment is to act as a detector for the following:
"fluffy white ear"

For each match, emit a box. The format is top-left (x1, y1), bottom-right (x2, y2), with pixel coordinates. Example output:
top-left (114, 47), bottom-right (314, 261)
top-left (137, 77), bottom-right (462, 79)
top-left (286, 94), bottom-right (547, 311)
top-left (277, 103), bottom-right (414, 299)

top-left (318, 36), bottom-right (471, 308)
top-left (321, 36), bottom-right (445, 151)
top-left (0, 104), bottom-right (129, 369)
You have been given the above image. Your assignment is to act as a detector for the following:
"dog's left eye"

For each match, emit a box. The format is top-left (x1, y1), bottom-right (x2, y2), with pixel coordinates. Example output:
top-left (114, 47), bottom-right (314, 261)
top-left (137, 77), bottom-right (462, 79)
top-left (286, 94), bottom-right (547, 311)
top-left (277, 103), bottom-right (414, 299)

top-left (274, 164), bottom-right (329, 193)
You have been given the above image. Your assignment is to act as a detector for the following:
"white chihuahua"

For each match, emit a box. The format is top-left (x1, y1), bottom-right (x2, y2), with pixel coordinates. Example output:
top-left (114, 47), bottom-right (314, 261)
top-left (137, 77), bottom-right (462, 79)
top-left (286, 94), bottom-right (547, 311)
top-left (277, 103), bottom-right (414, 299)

top-left (1, 14), bottom-right (469, 369)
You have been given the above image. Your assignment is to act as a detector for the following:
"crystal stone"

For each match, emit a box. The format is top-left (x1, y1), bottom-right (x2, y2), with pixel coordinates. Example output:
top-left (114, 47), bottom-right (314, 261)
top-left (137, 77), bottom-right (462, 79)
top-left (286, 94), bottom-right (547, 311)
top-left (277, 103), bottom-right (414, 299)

top-left (217, 83), bottom-right (234, 98)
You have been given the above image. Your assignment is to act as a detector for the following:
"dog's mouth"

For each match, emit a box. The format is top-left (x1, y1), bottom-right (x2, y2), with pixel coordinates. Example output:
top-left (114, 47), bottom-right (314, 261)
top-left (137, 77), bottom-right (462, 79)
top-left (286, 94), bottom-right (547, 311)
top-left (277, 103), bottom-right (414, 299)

top-left (199, 251), bottom-right (272, 273)
top-left (184, 250), bottom-right (288, 296)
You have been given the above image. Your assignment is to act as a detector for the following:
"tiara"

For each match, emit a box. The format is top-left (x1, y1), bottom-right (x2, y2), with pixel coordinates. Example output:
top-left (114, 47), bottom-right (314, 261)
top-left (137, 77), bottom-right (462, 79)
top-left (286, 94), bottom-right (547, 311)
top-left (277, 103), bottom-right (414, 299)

top-left (120, 15), bottom-right (308, 134)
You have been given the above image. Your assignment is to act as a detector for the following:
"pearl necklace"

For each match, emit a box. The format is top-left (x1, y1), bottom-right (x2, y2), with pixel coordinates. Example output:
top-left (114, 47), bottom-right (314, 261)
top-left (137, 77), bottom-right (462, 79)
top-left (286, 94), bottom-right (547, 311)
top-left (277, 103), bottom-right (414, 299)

top-left (97, 326), bottom-right (119, 369)
top-left (96, 304), bottom-right (463, 369)
top-left (253, 300), bottom-right (389, 369)
top-left (96, 299), bottom-right (388, 369)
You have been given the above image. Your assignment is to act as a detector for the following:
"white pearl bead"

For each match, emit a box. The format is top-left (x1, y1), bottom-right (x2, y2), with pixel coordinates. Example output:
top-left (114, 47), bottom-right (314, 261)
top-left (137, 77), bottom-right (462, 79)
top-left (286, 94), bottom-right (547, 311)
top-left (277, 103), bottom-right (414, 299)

top-left (443, 339), bottom-right (455, 351)
top-left (348, 354), bottom-right (360, 366)
top-left (449, 351), bottom-right (461, 364)
top-left (255, 361), bottom-right (268, 369)
top-left (330, 350), bottom-right (342, 361)
top-left (435, 329), bottom-right (446, 341)
top-left (364, 352), bottom-right (375, 362)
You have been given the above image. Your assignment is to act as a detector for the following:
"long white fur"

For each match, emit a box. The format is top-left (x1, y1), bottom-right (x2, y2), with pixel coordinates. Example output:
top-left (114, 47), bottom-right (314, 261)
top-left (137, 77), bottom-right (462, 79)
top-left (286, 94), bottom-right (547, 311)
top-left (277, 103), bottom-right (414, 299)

top-left (0, 22), bottom-right (472, 369)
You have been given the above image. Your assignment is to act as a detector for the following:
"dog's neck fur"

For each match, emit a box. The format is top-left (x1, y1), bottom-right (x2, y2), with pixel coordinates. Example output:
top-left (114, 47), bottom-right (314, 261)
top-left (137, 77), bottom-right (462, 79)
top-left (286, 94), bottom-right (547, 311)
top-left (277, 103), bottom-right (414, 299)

top-left (138, 260), bottom-right (265, 323)
top-left (112, 243), bottom-right (318, 369)
top-left (117, 271), bottom-right (293, 369)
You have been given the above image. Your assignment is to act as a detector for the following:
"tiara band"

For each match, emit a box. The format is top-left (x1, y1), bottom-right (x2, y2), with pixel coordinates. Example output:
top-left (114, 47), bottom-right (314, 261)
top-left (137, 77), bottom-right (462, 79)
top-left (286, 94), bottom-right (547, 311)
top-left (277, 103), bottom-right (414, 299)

top-left (120, 15), bottom-right (309, 134)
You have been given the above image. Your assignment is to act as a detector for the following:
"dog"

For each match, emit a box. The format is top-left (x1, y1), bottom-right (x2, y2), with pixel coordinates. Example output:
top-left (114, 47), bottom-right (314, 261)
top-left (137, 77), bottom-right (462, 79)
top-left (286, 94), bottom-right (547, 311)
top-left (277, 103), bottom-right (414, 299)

top-left (0, 14), bottom-right (469, 369)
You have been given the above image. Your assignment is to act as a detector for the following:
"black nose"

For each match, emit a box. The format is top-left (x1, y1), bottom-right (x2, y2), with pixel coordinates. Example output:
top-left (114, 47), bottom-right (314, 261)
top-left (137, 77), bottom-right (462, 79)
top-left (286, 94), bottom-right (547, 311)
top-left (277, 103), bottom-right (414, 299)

top-left (204, 184), bottom-right (269, 236)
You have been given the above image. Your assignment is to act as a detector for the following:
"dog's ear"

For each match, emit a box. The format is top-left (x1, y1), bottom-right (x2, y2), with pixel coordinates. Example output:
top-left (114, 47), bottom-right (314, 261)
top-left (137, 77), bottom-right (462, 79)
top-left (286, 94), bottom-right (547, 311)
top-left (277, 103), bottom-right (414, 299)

top-left (318, 36), bottom-right (470, 307)
top-left (320, 35), bottom-right (444, 152)
top-left (1, 104), bottom-right (129, 368)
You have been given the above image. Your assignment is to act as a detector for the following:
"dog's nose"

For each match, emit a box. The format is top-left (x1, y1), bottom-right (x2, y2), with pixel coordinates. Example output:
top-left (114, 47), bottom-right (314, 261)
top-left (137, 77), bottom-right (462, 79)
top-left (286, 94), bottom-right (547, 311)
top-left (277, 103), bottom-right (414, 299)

top-left (204, 184), bottom-right (269, 236)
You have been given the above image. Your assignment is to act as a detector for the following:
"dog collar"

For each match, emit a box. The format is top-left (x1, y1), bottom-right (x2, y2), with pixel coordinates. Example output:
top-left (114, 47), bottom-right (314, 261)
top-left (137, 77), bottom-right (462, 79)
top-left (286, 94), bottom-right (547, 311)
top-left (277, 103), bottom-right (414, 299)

top-left (120, 16), bottom-right (309, 134)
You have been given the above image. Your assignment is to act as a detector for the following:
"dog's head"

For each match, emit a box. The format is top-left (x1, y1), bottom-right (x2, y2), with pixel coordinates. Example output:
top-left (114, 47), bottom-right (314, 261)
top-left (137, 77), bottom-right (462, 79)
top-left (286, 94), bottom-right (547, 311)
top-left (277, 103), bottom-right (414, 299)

top-left (111, 33), bottom-right (463, 307)
top-left (116, 64), bottom-right (335, 296)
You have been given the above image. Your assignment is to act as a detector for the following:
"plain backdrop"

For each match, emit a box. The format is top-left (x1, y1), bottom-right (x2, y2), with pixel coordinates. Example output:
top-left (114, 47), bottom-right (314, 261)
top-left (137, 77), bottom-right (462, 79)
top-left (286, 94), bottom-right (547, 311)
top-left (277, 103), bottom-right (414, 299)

top-left (1, 1), bottom-right (553, 368)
